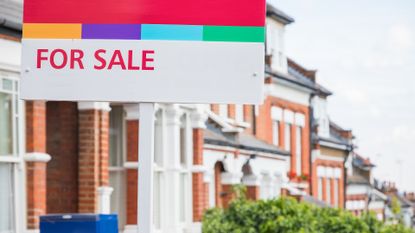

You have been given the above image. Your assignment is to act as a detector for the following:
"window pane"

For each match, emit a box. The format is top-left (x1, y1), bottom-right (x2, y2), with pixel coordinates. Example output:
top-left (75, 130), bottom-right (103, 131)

top-left (235, 104), bottom-right (244, 122)
top-left (296, 127), bottom-right (302, 175)
top-left (219, 104), bottom-right (228, 118)
top-left (153, 172), bottom-right (162, 229)
top-left (272, 121), bottom-right (279, 146)
top-left (326, 178), bottom-right (331, 204)
top-left (154, 110), bottom-right (163, 166)
top-left (109, 106), bottom-right (124, 167)
top-left (180, 115), bottom-right (187, 167)
top-left (2, 79), bottom-right (13, 91)
top-left (0, 163), bottom-right (14, 232)
top-left (0, 93), bottom-right (13, 156)
top-left (334, 179), bottom-right (339, 208)
top-left (318, 178), bottom-right (323, 200)
top-left (284, 124), bottom-right (291, 151)
top-left (179, 173), bottom-right (187, 222)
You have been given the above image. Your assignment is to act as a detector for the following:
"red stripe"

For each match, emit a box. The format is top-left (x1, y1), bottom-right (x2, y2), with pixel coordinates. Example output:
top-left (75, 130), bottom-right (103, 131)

top-left (24, 0), bottom-right (265, 26)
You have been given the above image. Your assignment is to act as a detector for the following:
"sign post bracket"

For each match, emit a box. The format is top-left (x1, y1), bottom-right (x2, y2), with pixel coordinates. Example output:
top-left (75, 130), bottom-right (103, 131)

top-left (138, 102), bottom-right (155, 233)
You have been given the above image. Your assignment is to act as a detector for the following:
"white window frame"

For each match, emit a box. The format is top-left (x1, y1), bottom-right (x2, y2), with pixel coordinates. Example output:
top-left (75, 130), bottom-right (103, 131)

top-left (218, 104), bottom-right (228, 119)
top-left (295, 126), bottom-right (302, 175)
top-left (235, 104), bottom-right (244, 123)
top-left (318, 177), bottom-right (323, 201)
top-left (0, 71), bottom-right (25, 233)
top-left (326, 178), bottom-right (331, 205)
top-left (272, 121), bottom-right (279, 146)
top-left (178, 113), bottom-right (193, 228)
top-left (284, 123), bottom-right (291, 152)
top-left (108, 105), bottom-right (127, 230)
top-left (333, 179), bottom-right (339, 208)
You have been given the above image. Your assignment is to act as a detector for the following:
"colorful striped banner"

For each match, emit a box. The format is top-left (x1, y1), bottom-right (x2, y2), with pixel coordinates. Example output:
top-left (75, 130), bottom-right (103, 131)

top-left (22, 24), bottom-right (265, 43)
top-left (24, 0), bottom-right (265, 27)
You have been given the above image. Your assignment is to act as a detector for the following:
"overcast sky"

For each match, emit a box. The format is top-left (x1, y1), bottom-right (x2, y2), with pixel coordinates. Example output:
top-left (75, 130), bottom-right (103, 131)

top-left (270, 0), bottom-right (415, 192)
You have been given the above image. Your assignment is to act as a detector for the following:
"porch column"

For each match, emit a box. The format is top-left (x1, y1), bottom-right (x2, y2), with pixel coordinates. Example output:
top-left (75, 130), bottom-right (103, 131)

top-left (124, 104), bottom-right (139, 232)
top-left (25, 100), bottom-right (51, 231)
top-left (77, 102), bottom-right (111, 213)
top-left (164, 105), bottom-right (182, 231)
top-left (190, 109), bottom-right (208, 222)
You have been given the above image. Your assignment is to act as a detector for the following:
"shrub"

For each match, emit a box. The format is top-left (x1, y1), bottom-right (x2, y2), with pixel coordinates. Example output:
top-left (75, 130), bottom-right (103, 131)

top-left (202, 192), bottom-right (414, 233)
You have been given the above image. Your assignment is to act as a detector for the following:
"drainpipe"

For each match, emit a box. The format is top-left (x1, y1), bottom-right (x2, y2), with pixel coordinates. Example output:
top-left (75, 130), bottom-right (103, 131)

top-left (308, 94), bottom-right (315, 196)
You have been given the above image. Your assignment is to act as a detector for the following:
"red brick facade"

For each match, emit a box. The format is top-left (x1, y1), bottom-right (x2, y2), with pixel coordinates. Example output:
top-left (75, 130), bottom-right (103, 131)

top-left (126, 120), bottom-right (139, 225)
top-left (25, 101), bottom-right (48, 230)
top-left (46, 102), bottom-right (79, 213)
top-left (78, 109), bottom-right (110, 213)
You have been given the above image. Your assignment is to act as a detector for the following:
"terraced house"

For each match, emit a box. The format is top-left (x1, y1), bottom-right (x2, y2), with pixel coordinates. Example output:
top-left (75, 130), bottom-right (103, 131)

top-left (0, 1), bottom-right (368, 233)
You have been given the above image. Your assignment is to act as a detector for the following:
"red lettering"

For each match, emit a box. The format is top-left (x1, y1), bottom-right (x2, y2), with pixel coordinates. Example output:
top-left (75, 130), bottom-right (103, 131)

top-left (108, 50), bottom-right (126, 70)
top-left (142, 50), bottom-right (155, 70)
top-left (70, 49), bottom-right (84, 69)
top-left (50, 49), bottom-right (68, 69)
top-left (36, 49), bottom-right (49, 68)
top-left (128, 50), bottom-right (140, 70)
top-left (94, 49), bottom-right (107, 70)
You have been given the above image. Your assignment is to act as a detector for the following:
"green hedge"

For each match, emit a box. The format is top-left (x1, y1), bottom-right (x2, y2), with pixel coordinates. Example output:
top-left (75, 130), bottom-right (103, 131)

top-left (202, 192), bottom-right (413, 233)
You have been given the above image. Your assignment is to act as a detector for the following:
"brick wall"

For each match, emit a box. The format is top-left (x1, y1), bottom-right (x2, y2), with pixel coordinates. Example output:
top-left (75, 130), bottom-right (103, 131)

top-left (126, 120), bottom-right (139, 225)
top-left (255, 96), bottom-right (311, 183)
top-left (78, 109), bottom-right (110, 213)
top-left (311, 159), bottom-right (345, 208)
top-left (46, 102), bottom-right (79, 213)
top-left (192, 128), bottom-right (207, 222)
top-left (25, 101), bottom-right (49, 229)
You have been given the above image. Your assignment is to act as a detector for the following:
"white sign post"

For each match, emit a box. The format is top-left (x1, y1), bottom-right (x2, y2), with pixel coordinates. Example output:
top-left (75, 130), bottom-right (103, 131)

top-left (21, 0), bottom-right (266, 232)
top-left (138, 103), bottom-right (155, 233)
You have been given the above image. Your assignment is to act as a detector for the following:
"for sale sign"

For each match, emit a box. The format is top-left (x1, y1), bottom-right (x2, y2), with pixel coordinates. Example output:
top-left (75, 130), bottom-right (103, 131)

top-left (21, 0), bottom-right (266, 104)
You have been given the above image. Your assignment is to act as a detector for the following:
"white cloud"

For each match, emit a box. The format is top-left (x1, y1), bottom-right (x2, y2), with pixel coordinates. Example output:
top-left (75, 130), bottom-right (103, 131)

top-left (388, 24), bottom-right (413, 51)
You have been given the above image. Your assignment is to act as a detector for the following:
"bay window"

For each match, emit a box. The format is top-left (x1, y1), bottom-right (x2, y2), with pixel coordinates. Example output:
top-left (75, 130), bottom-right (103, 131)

top-left (272, 121), bottom-right (279, 146)
top-left (0, 72), bottom-right (23, 233)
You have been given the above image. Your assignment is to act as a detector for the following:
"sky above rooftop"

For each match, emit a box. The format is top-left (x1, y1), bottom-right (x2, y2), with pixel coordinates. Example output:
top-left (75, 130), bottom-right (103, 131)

top-left (270, 0), bottom-right (415, 192)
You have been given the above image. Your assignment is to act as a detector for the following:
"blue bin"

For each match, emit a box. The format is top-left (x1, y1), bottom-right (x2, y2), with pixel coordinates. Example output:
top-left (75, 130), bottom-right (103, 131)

top-left (40, 214), bottom-right (118, 233)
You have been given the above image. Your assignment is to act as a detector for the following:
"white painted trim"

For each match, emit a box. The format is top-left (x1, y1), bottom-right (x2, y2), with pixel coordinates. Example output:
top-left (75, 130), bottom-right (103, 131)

top-left (25, 230), bottom-right (40, 233)
top-left (124, 162), bottom-right (138, 169)
top-left (295, 113), bottom-right (305, 127)
top-left (0, 156), bottom-right (21, 163)
top-left (191, 165), bottom-right (206, 173)
top-left (124, 104), bottom-right (140, 120)
top-left (97, 186), bottom-right (114, 214)
top-left (315, 153), bottom-right (345, 163)
top-left (221, 172), bottom-right (242, 185)
top-left (319, 140), bottom-right (348, 150)
top-left (271, 106), bottom-right (283, 120)
top-left (206, 110), bottom-right (239, 133)
top-left (77, 102), bottom-right (111, 111)
top-left (242, 174), bottom-right (260, 186)
top-left (24, 152), bottom-right (51, 163)
top-left (124, 225), bottom-right (138, 233)
top-left (0, 62), bottom-right (20, 73)
top-left (190, 110), bottom-right (207, 129)
top-left (283, 109), bottom-right (294, 124)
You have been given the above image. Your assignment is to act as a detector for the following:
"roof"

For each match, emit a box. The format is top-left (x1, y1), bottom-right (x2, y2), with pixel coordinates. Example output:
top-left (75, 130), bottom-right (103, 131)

top-left (353, 153), bottom-right (375, 168)
top-left (313, 121), bottom-right (353, 149)
top-left (266, 4), bottom-right (295, 25)
top-left (0, 0), bottom-right (23, 30)
top-left (266, 67), bottom-right (317, 92)
top-left (287, 58), bottom-right (332, 96)
top-left (347, 173), bottom-right (370, 185)
top-left (204, 120), bottom-right (290, 156)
